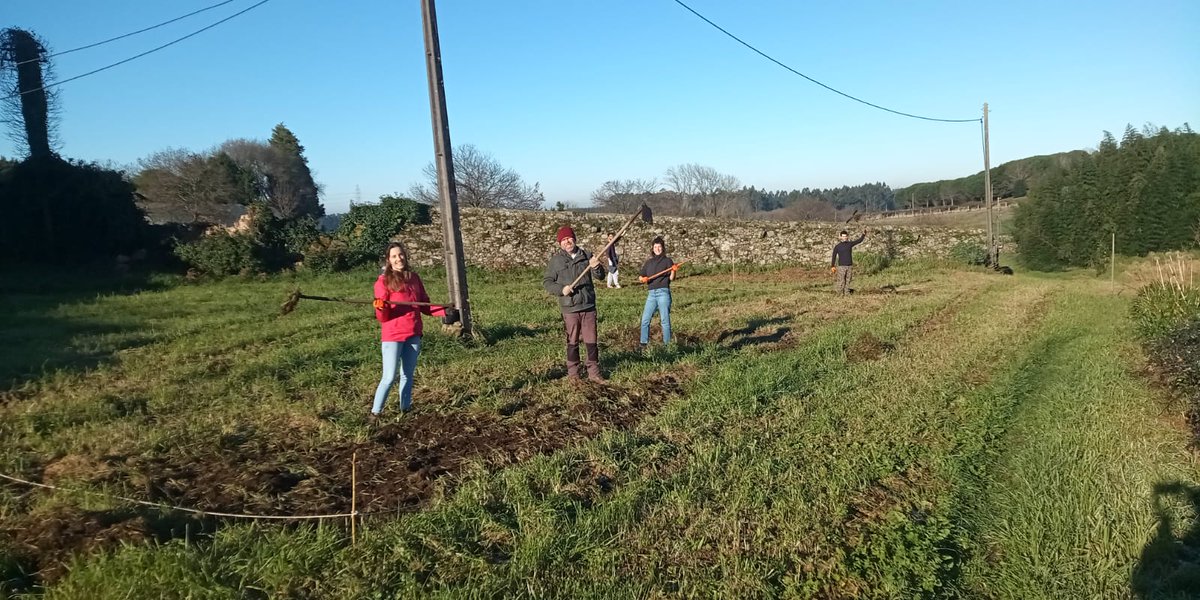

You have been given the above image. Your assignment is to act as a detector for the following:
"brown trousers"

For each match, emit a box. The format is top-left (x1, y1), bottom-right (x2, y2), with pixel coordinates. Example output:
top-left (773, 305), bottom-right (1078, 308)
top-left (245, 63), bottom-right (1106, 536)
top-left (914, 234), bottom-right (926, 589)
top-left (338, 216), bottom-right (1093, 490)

top-left (836, 266), bottom-right (853, 295)
top-left (562, 310), bottom-right (600, 377)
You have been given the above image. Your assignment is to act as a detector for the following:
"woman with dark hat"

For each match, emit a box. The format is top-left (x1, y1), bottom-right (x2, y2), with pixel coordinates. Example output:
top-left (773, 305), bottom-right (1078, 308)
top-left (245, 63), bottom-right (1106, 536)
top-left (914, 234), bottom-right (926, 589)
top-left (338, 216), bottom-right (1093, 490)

top-left (637, 236), bottom-right (676, 350)
top-left (542, 225), bottom-right (608, 383)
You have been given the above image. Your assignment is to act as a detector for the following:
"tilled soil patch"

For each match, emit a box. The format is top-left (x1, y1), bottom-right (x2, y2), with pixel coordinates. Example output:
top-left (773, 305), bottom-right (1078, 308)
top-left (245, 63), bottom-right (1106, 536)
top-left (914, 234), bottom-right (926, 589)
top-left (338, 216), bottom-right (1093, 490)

top-left (1, 370), bottom-right (691, 584)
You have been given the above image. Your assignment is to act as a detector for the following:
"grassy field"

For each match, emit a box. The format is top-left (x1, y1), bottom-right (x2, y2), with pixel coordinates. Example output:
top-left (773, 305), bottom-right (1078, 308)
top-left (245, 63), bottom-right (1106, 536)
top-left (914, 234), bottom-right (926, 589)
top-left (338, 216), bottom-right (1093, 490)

top-left (1, 258), bottom-right (1197, 598)
top-left (865, 205), bottom-right (1017, 230)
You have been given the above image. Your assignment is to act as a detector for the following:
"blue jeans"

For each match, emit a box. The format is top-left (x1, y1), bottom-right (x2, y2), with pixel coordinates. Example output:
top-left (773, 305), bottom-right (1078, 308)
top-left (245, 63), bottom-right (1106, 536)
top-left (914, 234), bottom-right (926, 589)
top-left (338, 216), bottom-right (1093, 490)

top-left (372, 336), bottom-right (421, 414)
top-left (640, 288), bottom-right (672, 344)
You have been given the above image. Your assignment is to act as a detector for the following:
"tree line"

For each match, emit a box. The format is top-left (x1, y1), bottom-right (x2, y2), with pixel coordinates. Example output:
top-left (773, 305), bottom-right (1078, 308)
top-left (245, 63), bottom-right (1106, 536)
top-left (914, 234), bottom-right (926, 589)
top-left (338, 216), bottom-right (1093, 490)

top-left (589, 166), bottom-right (896, 220)
top-left (892, 151), bottom-right (1086, 210)
top-left (1014, 124), bottom-right (1199, 270)
top-left (133, 123), bottom-right (323, 225)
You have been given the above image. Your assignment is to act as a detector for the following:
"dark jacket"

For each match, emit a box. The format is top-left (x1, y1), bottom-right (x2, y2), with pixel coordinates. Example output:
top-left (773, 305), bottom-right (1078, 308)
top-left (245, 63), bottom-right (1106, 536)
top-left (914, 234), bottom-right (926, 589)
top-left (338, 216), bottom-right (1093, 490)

top-left (543, 248), bottom-right (607, 313)
top-left (832, 234), bottom-right (866, 267)
top-left (606, 243), bottom-right (619, 269)
top-left (640, 254), bottom-right (674, 290)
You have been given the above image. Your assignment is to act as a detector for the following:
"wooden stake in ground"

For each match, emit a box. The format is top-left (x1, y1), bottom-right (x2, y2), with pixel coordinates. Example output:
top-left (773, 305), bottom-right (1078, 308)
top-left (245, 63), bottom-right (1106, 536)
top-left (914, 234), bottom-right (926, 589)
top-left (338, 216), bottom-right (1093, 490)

top-left (351, 451), bottom-right (358, 545)
top-left (1111, 232), bottom-right (1116, 292)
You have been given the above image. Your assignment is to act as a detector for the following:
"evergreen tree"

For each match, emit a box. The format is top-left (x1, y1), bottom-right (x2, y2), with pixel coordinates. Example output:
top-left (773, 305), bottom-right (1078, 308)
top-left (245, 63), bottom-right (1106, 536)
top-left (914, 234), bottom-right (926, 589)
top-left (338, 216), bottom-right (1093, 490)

top-left (267, 123), bottom-right (322, 219)
top-left (1015, 125), bottom-right (1200, 270)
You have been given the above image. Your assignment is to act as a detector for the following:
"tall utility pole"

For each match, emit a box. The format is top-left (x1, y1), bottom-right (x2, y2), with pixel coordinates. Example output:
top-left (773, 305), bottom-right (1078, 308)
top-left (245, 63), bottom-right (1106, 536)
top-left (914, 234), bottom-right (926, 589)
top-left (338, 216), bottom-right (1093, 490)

top-left (982, 102), bottom-right (996, 267)
top-left (420, 0), bottom-right (472, 337)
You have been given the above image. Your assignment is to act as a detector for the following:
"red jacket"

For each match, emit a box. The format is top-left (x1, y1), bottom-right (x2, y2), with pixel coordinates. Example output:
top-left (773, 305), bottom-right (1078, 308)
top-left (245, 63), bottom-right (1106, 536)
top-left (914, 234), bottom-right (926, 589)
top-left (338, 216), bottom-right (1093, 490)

top-left (374, 273), bottom-right (447, 342)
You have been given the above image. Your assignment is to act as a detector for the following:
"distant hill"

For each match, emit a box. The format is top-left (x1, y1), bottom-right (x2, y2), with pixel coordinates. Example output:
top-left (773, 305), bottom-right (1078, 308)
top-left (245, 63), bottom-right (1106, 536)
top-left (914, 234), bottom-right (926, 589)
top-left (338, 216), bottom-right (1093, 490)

top-left (893, 150), bottom-right (1087, 210)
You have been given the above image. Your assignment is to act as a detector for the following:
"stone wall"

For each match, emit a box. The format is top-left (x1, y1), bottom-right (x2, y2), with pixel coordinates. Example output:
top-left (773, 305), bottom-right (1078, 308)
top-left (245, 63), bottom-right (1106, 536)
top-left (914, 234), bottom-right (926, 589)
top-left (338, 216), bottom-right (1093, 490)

top-left (399, 207), bottom-right (1006, 269)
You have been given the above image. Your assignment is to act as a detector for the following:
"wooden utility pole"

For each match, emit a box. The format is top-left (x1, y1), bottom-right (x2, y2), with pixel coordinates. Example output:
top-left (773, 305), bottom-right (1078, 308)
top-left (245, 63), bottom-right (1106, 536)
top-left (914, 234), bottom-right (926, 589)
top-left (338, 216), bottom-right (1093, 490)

top-left (420, 0), bottom-right (472, 337)
top-left (983, 102), bottom-right (996, 267)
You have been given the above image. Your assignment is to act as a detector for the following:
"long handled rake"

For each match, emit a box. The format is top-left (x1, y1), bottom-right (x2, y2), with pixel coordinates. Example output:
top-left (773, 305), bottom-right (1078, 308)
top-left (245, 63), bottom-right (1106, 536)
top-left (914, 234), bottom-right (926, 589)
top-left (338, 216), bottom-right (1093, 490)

top-left (279, 290), bottom-right (450, 316)
top-left (566, 203), bottom-right (654, 290)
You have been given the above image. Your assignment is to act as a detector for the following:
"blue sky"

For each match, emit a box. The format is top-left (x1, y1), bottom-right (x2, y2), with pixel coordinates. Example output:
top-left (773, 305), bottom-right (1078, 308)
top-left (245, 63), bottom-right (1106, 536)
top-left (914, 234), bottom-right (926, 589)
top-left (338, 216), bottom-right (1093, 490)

top-left (4, 0), bottom-right (1197, 213)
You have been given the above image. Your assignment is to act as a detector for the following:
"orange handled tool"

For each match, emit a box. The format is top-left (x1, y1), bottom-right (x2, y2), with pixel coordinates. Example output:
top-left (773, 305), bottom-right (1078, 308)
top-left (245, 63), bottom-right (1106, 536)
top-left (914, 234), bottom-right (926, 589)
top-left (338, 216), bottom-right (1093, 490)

top-left (639, 259), bottom-right (689, 284)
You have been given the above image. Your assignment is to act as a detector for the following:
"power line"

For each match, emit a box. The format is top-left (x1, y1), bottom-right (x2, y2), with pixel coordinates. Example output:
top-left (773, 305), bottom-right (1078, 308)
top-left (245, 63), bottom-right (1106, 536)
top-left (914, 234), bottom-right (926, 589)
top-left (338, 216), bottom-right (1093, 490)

top-left (3, 0), bottom-right (272, 101)
top-left (668, 0), bottom-right (980, 124)
top-left (15, 0), bottom-right (238, 67)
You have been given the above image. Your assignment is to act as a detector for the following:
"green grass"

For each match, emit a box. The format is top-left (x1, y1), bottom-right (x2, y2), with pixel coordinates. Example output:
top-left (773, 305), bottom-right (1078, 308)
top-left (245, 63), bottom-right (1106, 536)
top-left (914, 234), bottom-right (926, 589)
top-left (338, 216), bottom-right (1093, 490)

top-left (1, 261), bottom-right (1197, 598)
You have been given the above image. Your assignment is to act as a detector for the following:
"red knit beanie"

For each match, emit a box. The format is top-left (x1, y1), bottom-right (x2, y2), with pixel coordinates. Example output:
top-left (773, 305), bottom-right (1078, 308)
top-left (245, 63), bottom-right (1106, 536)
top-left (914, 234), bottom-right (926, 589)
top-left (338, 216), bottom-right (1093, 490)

top-left (556, 226), bottom-right (576, 243)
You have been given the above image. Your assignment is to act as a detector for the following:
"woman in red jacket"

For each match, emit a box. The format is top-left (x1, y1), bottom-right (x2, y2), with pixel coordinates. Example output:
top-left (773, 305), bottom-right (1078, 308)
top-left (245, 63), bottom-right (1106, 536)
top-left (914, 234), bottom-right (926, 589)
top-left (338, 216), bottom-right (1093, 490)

top-left (370, 241), bottom-right (455, 423)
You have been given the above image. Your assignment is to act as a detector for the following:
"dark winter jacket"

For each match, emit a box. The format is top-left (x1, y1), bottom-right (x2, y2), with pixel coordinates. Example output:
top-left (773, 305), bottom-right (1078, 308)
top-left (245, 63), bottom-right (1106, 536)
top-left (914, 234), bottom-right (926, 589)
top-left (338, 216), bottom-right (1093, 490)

top-left (543, 248), bottom-right (607, 313)
top-left (832, 234), bottom-right (866, 267)
top-left (640, 254), bottom-right (674, 290)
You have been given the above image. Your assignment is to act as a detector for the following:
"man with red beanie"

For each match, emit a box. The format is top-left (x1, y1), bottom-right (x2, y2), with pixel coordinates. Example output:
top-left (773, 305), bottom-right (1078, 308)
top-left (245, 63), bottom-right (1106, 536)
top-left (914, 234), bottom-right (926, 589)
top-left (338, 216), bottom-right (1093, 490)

top-left (542, 225), bottom-right (608, 383)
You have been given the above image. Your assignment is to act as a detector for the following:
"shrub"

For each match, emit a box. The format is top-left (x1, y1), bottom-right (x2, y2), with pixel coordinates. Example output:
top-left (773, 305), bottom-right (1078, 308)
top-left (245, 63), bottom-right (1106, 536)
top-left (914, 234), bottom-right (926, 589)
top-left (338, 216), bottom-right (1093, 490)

top-left (336, 195), bottom-right (431, 267)
top-left (1131, 286), bottom-right (1200, 339)
top-left (0, 156), bottom-right (149, 265)
top-left (1150, 321), bottom-right (1200, 397)
top-left (1130, 256), bottom-right (1200, 338)
top-left (172, 203), bottom-right (323, 276)
top-left (302, 238), bottom-right (354, 274)
top-left (949, 241), bottom-right (988, 266)
top-left (248, 205), bottom-right (319, 270)
top-left (173, 231), bottom-right (262, 276)
top-left (856, 252), bottom-right (891, 275)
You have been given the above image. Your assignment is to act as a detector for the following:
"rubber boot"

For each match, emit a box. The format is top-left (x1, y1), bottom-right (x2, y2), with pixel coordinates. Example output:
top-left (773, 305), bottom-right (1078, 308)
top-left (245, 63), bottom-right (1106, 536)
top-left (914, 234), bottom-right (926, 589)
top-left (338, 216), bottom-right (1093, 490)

top-left (585, 343), bottom-right (605, 383)
top-left (566, 344), bottom-right (582, 381)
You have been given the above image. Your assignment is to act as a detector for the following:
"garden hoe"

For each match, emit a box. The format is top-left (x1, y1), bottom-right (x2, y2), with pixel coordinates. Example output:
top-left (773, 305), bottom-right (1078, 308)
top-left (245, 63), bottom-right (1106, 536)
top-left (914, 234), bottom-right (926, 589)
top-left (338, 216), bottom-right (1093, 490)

top-left (566, 203), bottom-right (654, 290)
top-left (564, 204), bottom-right (657, 290)
top-left (638, 259), bottom-right (691, 284)
top-left (279, 290), bottom-right (450, 316)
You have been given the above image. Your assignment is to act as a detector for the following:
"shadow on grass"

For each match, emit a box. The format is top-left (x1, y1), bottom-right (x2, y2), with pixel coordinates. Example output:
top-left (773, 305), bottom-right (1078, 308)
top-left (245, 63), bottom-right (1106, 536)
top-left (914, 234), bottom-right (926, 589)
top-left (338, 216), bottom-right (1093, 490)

top-left (0, 268), bottom-right (168, 392)
top-left (478, 322), bottom-right (551, 345)
top-left (1132, 481), bottom-right (1200, 598)
top-left (715, 315), bottom-right (791, 344)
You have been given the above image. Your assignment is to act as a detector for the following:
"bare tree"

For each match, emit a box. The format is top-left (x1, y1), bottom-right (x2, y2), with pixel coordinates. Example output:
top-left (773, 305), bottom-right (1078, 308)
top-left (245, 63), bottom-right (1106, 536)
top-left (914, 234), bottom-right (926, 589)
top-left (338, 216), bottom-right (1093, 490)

top-left (410, 144), bottom-right (543, 209)
top-left (590, 178), bottom-right (657, 213)
top-left (133, 148), bottom-right (253, 224)
top-left (713, 189), bottom-right (752, 218)
top-left (220, 137), bottom-right (324, 219)
top-left (664, 163), bottom-right (740, 216)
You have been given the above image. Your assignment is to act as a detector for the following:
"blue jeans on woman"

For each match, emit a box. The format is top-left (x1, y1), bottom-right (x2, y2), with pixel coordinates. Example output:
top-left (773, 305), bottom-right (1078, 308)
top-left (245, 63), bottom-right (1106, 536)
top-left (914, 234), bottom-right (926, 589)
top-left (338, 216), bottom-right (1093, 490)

top-left (640, 288), bottom-right (672, 345)
top-left (372, 336), bottom-right (422, 414)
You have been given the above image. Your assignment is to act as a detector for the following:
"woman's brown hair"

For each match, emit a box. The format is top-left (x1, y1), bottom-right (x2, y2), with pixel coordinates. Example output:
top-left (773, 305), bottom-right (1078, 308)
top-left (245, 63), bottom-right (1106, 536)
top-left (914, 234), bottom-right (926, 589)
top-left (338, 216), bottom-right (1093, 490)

top-left (382, 241), bottom-right (415, 292)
